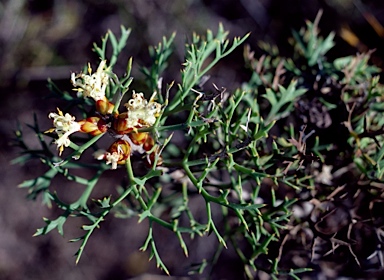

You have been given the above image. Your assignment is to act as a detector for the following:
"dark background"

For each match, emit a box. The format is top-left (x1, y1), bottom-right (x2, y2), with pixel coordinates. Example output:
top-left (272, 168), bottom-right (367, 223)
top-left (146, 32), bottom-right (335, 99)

top-left (1, 0), bottom-right (384, 279)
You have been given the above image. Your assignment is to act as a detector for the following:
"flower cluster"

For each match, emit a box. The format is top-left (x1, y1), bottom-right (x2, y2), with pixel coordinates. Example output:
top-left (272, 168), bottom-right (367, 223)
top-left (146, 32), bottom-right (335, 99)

top-left (71, 60), bottom-right (110, 102)
top-left (46, 60), bottom-right (162, 169)
top-left (45, 108), bottom-right (83, 156)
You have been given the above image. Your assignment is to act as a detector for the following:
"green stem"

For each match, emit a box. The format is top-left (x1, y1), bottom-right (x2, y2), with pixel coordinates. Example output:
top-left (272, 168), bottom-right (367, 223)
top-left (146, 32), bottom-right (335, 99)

top-left (137, 119), bottom-right (210, 133)
top-left (55, 133), bottom-right (106, 167)
top-left (182, 162), bottom-right (227, 206)
top-left (74, 169), bottom-right (104, 209)
top-left (125, 157), bottom-right (148, 210)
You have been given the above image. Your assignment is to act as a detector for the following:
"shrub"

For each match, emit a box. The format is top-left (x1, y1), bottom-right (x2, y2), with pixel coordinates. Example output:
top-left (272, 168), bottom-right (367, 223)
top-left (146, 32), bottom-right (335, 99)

top-left (14, 12), bottom-right (384, 279)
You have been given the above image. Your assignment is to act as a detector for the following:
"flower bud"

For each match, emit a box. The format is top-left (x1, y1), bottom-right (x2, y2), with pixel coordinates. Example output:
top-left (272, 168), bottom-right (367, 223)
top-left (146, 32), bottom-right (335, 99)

top-left (78, 117), bottom-right (108, 136)
top-left (143, 135), bottom-right (155, 151)
top-left (96, 98), bottom-right (114, 115)
top-left (129, 131), bottom-right (149, 146)
top-left (113, 112), bottom-right (133, 134)
top-left (101, 140), bottom-right (131, 169)
top-left (108, 139), bottom-right (131, 159)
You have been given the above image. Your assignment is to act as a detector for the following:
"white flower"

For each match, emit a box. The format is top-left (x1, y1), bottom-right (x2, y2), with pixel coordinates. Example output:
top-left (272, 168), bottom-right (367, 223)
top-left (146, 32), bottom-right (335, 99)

top-left (48, 108), bottom-right (81, 155)
top-left (105, 152), bottom-right (120, 170)
top-left (71, 60), bottom-right (109, 101)
top-left (124, 91), bottom-right (161, 127)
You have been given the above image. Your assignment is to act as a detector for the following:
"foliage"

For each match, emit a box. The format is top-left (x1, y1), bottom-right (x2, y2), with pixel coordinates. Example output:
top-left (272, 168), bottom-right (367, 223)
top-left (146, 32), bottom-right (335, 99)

top-left (13, 12), bottom-right (384, 279)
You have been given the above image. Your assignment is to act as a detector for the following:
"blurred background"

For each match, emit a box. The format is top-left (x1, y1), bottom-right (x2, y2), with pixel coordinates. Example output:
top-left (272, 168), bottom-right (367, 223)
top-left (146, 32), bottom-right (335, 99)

top-left (1, 0), bottom-right (384, 279)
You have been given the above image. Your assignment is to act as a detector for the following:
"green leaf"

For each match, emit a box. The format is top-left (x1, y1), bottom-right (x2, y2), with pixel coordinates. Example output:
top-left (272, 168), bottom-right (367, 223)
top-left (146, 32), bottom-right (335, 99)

top-left (34, 215), bottom-right (68, 236)
top-left (138, 210), bottom-right (152, 223)
top-left (228, 203), bottom-right (265, 211)
top-left (265, 80), bottom-right (307, 123)
top-left (19, 169), bottom-right (58, 201)
top-left (94, 196), bottom-right (112, 209)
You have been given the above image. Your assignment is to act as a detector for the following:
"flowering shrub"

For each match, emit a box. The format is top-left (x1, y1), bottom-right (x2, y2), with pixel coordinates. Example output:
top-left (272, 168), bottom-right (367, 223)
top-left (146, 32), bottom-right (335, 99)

top-left (13, 14), bottom-right (384, 279)
top-left (46, 58), bottom-right (162, 170)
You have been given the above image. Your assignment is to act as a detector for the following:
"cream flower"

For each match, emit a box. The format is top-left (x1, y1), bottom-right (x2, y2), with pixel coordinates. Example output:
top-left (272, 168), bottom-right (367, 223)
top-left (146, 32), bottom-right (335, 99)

top-left (105, 152), bottom-right (120, 170)
top-left (104, 143), bottom-right (125, 170)
top-left (71, 60), bottom-right (109, 101)
top-left (47, 108), bottom-right (81, 155)
top-left (124, 91), bottom-right (161, 127)
top-left (93, 140), bottom-right (131, 170)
